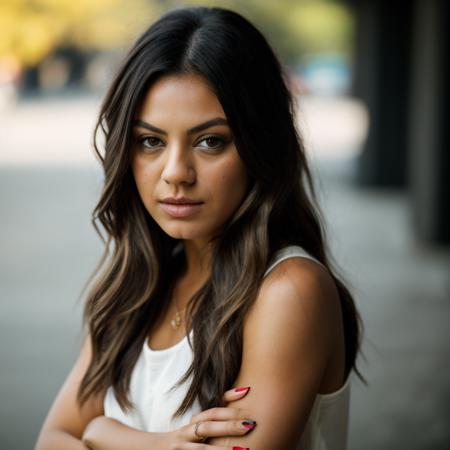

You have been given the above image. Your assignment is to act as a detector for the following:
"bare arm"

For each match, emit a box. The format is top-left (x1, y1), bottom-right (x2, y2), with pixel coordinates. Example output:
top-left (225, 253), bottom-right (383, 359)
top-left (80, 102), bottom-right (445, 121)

top-left (207, 258), bottom-right (343, 450)
top-left (35, 335), bottom-right (176, 450)
top-left (81, 387), bottom-right (255, 449)
top-left (35, 334), bottom-right (102, 449)
top-left (81, 416), bottom-right (168, 450)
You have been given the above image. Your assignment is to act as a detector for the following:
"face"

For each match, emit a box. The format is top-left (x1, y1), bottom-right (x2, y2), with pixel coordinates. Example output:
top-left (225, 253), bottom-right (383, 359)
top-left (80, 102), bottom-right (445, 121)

top-left (130, 73), bottom-right (248, 245)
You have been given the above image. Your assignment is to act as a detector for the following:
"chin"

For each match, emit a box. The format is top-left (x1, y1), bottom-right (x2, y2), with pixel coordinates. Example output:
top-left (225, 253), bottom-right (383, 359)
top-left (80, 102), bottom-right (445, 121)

top-left (159, 222), bottom-right (211, 241)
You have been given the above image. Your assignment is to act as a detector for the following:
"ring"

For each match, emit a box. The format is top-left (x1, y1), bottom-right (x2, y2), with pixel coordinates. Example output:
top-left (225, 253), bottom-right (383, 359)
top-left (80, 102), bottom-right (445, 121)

top-left (194, 421), bottom-right (208, 442)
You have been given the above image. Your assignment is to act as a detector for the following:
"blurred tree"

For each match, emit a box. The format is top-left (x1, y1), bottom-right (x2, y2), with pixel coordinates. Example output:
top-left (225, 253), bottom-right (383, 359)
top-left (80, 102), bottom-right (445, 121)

top-left (0, 0), bottom-right (160, 68)
top-left (0, 0), bottom-right (353, 70)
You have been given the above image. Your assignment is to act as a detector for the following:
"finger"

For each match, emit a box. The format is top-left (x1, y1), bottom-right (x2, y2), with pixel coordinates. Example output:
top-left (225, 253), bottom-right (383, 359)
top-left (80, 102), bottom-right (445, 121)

top-left (221, 386), bottom-right (251, 405)
top-left (191, 406), bottom-right (253, 424)
top-left (192, 419), bottom-right (256, 441)
top-left (178, 444), bottom-right (239, 450)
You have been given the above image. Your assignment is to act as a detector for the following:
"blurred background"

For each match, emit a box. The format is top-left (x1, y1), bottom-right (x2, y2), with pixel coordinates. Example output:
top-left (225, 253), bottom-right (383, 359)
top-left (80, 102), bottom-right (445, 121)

top-left (1, 0), bottom-right (449, 449)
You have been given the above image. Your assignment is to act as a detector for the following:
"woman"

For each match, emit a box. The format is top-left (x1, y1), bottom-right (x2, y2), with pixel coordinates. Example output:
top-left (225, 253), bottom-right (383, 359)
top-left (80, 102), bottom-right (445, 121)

top-left (36, 6), bottom-right (363, 450)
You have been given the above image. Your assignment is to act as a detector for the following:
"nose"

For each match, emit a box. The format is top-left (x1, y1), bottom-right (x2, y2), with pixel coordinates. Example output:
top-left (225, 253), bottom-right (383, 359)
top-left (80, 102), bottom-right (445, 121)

top-left (161, 144), bottom-right (196, 185)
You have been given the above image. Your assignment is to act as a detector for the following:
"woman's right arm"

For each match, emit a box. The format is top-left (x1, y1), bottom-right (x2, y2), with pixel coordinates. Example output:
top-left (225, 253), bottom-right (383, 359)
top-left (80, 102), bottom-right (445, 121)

top-left (34, 335), bottom-right (168, 450)
top-left (34, 335), bottom-right (103, 449)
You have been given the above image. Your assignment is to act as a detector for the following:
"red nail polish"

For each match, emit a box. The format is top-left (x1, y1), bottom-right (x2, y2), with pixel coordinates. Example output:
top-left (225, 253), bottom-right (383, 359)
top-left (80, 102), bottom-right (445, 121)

top-left (232, 447), bottom-right (249, 450)
top-left (234, 386), bottom-right (251, 392)
top-left (242, 420), bottom-right (256, 429)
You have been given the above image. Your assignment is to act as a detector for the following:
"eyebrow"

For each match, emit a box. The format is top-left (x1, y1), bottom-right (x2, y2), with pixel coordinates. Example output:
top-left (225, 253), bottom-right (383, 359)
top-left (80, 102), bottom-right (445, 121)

top-left (132, 117), bottom-right (229, 135)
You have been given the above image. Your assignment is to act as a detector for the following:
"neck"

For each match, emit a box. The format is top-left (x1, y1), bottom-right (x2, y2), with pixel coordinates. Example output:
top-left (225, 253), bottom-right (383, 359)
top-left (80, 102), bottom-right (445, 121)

top-left (181, 238), bottom-right (213, 282)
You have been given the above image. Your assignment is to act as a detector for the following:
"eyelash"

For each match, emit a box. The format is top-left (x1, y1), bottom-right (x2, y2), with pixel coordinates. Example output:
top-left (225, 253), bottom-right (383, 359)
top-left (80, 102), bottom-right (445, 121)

top-left (135, 135), bottom-right (228, 152)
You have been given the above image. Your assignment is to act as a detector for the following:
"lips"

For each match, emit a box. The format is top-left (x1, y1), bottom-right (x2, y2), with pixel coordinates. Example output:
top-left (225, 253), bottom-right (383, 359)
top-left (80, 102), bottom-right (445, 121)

top-left (160, 197), bottom-right (203, 205)
top-left (159, 197), bottom-right (204, 218)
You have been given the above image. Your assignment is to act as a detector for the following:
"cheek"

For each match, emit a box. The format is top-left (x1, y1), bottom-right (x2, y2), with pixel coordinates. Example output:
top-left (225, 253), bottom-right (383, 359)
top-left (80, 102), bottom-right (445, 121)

top-left (132, 158), bottom-right (155, 189)
top-left (131, 164), bottom-right (159, 211)
top-left (213, 159), bottom-right (248, 204)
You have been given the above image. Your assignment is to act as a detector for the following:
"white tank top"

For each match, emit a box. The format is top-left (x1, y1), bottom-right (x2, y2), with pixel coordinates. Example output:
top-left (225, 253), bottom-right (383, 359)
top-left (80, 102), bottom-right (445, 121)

top-left (104, 245), bottom-right (351, 449)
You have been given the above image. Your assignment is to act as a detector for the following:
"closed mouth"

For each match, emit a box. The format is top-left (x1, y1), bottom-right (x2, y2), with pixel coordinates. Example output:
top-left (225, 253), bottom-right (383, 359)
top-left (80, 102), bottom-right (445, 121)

top-left (160, 198), bottom-right (203, 205)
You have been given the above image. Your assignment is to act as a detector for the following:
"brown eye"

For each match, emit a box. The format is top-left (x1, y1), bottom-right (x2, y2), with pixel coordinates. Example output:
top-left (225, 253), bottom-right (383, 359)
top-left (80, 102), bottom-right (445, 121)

top-left (139, 136), bottom-right (162, 149)
top-left (136, 136), bottom-right (162, 150)
top-left (197, 135), bottom-right (226, 151)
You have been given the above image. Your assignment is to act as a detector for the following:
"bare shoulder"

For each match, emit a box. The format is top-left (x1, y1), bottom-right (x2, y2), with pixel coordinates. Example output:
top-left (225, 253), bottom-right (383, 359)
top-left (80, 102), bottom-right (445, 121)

top-left (207, 257), bottom-right (343, 448)
top-left (262, 255), bottom-right (338, 299)
top-left (248, 256), bottom-right (341, 340)
top-left (242, 254), bottom-right (342, 391)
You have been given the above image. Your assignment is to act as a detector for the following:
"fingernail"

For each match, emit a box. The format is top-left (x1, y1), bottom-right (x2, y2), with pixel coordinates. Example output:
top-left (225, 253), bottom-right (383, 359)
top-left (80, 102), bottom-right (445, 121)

top-left (232, 447), bottom-right (250, 450)
top-left (234, 386), bottom-right (251, 393)
top-left (242, 419), bottom-right (257, 429)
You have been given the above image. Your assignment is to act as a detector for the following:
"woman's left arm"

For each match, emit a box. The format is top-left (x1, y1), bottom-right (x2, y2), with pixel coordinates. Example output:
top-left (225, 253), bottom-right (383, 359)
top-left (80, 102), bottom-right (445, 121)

top-left (207, 258), bottom-right (341, 450)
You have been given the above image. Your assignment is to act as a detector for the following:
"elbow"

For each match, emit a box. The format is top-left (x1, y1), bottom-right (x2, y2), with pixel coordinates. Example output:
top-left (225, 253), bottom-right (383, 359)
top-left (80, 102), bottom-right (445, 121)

top-left (81, 415), bottom-right (104, 448)
top-left (81, 432), bottom-right (94, 449)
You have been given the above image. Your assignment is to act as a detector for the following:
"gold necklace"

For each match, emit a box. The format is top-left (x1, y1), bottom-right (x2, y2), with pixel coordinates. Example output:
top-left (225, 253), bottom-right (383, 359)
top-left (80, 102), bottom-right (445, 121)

top-left (170, 296), bottom-right (187, 329)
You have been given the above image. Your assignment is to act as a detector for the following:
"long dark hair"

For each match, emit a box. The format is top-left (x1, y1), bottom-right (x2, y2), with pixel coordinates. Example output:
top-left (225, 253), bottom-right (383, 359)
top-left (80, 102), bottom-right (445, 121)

top-left (77, 6), bottom-right (363, 418)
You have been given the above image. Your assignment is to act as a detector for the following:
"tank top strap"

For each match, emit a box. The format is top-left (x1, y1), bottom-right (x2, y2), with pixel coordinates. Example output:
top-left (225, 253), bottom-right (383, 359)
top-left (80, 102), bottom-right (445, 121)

top-left (263, 245), bottom-right (326, 278)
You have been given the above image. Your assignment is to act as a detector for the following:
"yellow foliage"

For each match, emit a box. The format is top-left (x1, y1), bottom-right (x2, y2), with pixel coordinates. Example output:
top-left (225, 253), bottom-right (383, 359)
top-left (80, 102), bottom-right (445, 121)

top-left (0, 0), bottom-right (354, 68)
top-left (0, 0), bottom-right (158, 66)
top-left (287, 2), bottom-right (353, 54)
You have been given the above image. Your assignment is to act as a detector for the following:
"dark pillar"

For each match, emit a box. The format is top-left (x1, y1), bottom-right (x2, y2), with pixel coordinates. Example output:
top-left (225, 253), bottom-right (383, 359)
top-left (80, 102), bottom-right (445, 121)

top-left (408, 0), bottom-right (449, 244)
top-left (350, 0), bottom-right (412, 187)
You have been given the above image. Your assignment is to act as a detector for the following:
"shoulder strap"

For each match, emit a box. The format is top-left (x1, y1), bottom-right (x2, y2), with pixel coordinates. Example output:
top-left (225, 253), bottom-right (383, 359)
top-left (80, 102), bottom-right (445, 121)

top-left (263, 245), bottom-right (326, 278)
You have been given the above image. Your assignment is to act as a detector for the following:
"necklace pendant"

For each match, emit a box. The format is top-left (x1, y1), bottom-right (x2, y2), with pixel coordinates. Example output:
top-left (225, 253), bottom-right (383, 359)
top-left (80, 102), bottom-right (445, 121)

top-left (171, 311), bottom-right (182, 329)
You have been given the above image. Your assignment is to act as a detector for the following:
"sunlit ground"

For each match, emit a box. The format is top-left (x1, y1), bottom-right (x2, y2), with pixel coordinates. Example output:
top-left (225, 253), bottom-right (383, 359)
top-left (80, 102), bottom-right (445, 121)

top-left (1, 94), bottom-right (449, 450)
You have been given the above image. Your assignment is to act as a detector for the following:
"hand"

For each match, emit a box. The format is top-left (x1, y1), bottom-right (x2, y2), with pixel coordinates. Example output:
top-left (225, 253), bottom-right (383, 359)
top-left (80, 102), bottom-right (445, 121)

top-left (168, 386), bottom-right (255, 449)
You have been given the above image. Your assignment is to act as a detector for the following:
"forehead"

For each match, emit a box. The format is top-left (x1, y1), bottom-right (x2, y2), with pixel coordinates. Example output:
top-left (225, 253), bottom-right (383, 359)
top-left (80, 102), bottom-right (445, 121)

top-left (136, 73), bottom-right (225, 120)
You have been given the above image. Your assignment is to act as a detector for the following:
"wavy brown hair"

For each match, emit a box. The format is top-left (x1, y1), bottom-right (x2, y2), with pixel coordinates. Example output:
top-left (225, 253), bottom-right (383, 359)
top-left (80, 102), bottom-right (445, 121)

top-left (77, 6), bottom-right (364, 419)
